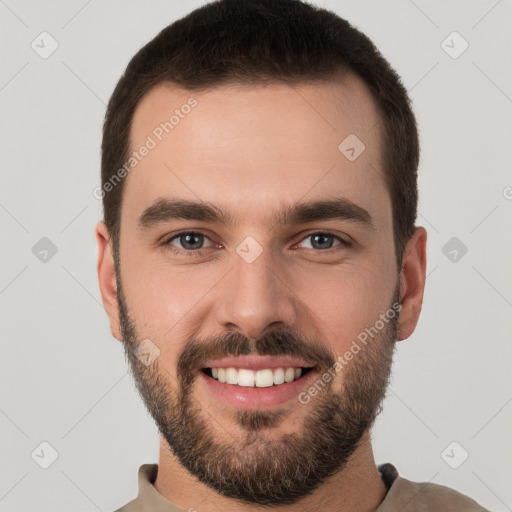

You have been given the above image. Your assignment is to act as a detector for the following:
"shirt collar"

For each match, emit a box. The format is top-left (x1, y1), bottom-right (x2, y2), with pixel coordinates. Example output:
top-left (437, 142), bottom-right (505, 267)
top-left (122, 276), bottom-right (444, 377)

top-left (132, 461), bottom-right (400, 511)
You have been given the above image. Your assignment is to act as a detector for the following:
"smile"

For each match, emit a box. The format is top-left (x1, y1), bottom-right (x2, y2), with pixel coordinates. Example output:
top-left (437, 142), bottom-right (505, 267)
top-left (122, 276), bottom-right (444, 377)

top-left (202, 366), bottom-right (314, 387)
top-left (197, 356), bottom-right (319, 409)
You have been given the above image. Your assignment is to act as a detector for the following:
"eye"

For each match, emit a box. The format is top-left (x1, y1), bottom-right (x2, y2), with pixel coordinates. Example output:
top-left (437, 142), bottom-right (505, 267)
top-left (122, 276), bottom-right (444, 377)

top-left (161, 230), bottom-right (350, 257)
top-left (163, 231), bottom-right (217, 254)
top-left (296, 232), bottom-right (349, 251)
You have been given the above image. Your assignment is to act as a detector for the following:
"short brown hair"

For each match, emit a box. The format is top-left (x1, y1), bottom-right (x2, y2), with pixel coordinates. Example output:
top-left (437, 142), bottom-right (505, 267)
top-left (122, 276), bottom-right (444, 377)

top-left (101, 0), bottom-right (419, 271)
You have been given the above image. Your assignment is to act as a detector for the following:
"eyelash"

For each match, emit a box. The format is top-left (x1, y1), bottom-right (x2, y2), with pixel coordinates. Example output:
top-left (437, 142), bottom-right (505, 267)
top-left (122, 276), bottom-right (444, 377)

top-left (161, 231), bottom-right (351, 257)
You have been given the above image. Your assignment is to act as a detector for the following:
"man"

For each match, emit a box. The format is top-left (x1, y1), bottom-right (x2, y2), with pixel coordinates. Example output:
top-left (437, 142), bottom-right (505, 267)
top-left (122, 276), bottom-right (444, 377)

top-left (95, 0), bottom-right (489, 510)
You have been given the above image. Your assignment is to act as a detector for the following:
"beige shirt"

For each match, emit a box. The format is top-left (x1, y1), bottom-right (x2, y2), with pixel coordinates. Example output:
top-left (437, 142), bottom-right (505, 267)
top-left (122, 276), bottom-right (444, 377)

top-left (114, 463), bottom-right (489, 511)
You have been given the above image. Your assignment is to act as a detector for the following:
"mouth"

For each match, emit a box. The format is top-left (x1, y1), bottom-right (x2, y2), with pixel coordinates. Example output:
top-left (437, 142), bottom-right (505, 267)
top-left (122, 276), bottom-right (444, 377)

top-left (200, 366), bottom-right (315, 387)
top-left (196, 356), bottom-right (319, 409)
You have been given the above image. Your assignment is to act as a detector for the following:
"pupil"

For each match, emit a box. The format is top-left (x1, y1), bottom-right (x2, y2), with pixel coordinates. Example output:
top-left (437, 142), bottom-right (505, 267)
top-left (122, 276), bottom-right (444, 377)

top-left (182, 233), bottom-right (202, 250)
top-left (312, 233), bottom-right (332, 249)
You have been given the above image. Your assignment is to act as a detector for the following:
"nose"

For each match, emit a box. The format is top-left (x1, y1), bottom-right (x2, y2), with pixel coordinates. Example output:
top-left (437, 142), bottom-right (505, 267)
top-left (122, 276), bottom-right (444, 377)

top-left (213, 246), bottom-right (298, 340)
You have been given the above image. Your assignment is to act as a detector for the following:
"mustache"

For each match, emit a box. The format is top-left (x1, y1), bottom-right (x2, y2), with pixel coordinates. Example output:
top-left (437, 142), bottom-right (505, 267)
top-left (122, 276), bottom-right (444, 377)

top-left (177, 327), bottom-right (336, 386)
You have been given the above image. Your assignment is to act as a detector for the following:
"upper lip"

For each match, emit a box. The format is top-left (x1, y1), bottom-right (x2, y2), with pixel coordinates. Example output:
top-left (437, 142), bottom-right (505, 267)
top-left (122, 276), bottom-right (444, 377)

top-left (200, 355), bottom-right (316, 371)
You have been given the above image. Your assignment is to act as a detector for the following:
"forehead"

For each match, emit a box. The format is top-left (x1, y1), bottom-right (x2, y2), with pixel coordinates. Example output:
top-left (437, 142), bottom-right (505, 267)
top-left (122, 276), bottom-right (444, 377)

top-left (123, 73), bottom-right (389, 231)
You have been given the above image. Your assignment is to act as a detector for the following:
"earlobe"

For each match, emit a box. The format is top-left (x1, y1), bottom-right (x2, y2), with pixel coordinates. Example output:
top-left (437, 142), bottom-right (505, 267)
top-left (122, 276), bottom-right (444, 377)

top-left (95, 221), bottom-right (123, 341)
top-left (396, 227), bottom-right (428, 342)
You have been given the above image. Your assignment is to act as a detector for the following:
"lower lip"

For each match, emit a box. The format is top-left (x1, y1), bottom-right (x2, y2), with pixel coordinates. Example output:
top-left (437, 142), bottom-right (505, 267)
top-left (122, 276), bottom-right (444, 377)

top-left (197, 369), bottom-right (317, 409)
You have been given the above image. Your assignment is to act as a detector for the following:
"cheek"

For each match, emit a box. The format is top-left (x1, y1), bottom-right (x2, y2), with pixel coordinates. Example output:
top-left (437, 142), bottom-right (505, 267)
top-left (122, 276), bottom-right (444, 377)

top-left (299, 262), bottom-right (389, 349)
top-left (120, 255), bottom-right (217, 348)
top-left (121, 247), bottom-right (192, 314)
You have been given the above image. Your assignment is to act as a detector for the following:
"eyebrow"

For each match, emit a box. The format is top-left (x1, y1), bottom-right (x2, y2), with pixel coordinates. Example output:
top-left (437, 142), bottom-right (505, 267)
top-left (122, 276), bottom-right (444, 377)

top-left (137, 197), bottom-right (375, 232)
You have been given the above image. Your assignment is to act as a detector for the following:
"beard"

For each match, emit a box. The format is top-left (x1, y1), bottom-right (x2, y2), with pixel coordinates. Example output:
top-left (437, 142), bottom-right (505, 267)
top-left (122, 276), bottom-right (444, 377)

top-left (116, 268), bottom-right (399, 506)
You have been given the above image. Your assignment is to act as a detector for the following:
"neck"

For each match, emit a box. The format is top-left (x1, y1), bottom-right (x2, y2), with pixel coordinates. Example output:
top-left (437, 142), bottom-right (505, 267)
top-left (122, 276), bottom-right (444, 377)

top-left (154, 430), bottom-right (389, 512)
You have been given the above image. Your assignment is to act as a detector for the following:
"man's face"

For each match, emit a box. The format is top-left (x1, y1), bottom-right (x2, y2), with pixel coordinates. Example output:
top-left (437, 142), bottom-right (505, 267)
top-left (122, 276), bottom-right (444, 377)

top-left (111, 74), bottom-right (402, 504)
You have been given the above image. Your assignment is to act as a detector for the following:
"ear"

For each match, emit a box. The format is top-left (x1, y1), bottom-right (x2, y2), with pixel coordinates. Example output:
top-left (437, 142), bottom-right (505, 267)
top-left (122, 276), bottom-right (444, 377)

top-left (95, 220), bottom-right (123, 341)
top-left (396, 226), bottom-right (427, 341)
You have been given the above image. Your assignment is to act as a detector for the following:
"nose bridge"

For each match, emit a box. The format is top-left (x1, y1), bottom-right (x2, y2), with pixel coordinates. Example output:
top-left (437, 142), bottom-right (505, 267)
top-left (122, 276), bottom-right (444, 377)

top-left (214, 242), bottom-right (297, 338)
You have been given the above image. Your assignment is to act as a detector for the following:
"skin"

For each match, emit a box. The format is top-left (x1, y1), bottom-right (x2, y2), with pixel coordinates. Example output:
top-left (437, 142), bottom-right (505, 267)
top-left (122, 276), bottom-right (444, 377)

top-left (96, 72), bottom-right (427, 511)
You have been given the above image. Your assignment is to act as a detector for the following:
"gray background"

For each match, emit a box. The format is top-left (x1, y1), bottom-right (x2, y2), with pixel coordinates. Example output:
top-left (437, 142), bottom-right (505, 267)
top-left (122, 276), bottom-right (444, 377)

top-left (1, 0), bottom-right (511, 510)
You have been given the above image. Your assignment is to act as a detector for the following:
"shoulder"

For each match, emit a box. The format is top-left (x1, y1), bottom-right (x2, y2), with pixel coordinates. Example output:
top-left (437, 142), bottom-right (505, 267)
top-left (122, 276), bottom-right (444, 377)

top-left (381, 474), bottom-right (489, 511)
top-left (111, 464), bottom-right (159, 512)
top-left (112, 497), bottom-right (138, 512)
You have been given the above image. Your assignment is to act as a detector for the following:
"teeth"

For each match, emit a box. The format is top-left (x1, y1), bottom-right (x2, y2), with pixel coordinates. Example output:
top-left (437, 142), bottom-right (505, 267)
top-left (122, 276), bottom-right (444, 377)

top-left (255, 369), bottom-right (274, 387)
top-left (284, 368), bottom-right (295, 382)
top-left (208, 367), bottom-right (305, 387)
top-left (238, 368), bottom-right (254, 387)
top-left (226, 367), bottom-right (238, 385)
top-left (273, 367), bottom-right (285, 385)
